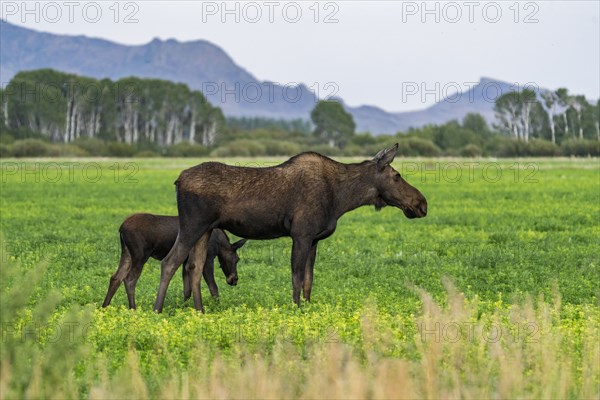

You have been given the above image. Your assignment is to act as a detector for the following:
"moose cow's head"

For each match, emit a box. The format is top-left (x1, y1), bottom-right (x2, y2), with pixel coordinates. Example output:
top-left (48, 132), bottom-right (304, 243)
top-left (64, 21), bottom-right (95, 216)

top-left (371, 144), bottom-right (428, 219)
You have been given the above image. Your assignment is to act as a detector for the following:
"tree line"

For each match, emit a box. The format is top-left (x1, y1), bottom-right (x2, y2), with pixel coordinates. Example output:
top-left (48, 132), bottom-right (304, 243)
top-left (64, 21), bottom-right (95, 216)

top-left (494, 88), bottom-right (599, 143)
top-left (1, 69), bottom-right (223, 147)
top-left (0, 69), bottom-right (598, 157)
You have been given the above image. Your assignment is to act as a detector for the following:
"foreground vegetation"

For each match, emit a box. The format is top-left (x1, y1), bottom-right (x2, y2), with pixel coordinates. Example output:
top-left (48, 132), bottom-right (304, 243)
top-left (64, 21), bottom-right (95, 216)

top-left (1, 157), bottom-right (599, 398)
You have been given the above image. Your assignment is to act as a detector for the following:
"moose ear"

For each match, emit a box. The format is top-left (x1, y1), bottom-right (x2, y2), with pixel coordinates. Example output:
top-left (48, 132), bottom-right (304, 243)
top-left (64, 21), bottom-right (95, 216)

top-left (373, 143), bottom-right (399, 170)
top-left (232, 239), bottom-right (247, 250)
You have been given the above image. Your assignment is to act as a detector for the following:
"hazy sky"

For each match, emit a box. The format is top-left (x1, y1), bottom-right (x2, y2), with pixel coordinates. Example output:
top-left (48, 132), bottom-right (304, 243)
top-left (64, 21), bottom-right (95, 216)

top-left (3, 1), bottom-right (599, 111)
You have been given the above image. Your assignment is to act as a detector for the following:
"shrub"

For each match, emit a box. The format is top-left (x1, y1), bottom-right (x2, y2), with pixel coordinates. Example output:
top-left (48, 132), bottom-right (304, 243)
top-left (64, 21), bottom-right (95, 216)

top-left (0, 143), bottom-right (11, 158)
top-left (397, 138), bottom-right (441, 157)
top-left (73, 138), bottom-right (108, 156)
top-left (261, 140), bottom-right (301, 156)
top-left (483, 135), bottom-right (512, 156)
top-left (0, 133), bottom-right (15, 145)
top-left (349, 133), bottom-right (377, 146)
top-left (497, 139), bottom-right (529, 157)
top-left (165, 143), bottom-right (209, 157)
top-left (210, 140), bottom-right (267, 157)
top-left (11, 139), bottom-right (53, 157)
top-left (135, 139), bottom-right (162, 154)
top-left (443, 148), bottom-right (460, 157)
top-left (107, 142), bottom-right (136, 157)
top-left (47, 144), bottom-right (89, 157)
top-left (134, 150), bottom-right (161, 158)
top-left (527, 139), bottom-right (559, 157)
top-left (561, 139), bottom-right (600, 157)
top-left (341, 145), bottom-right (365, 156)
top-left (460, 144), bottom-right (483, 157)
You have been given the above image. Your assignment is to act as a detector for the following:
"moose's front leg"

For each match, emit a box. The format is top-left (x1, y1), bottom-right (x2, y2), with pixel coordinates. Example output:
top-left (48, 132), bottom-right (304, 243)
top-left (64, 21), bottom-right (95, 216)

top-left (155, 229), bottom-right (206, 313)
top-left (291, 236), bottom-right (312, 306)
top-left (303, 242), bottom-right (318, 302)
top-left (188, 233), bottom-right (210, 312)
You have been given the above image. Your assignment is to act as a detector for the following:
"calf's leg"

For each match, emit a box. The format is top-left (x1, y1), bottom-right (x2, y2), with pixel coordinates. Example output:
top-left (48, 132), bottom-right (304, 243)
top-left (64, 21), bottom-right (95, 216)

top-left (202, 258), bottom-right (219, 298)
top-left (124, 258), bottom-right (146, 309)
top-left (102, 243), bottom-right (132, 307)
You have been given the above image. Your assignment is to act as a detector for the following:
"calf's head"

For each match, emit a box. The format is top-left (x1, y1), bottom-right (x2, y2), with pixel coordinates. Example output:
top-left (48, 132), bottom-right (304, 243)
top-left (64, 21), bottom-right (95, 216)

top-left (370, 144), bottom-right (427, 218)
top-left (217, 238), bottom-right (247, 286)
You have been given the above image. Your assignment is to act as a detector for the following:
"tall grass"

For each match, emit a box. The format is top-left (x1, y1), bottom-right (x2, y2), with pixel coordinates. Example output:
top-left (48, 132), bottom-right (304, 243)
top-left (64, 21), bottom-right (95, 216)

top-left (1, 248), bottom-right (598, 399)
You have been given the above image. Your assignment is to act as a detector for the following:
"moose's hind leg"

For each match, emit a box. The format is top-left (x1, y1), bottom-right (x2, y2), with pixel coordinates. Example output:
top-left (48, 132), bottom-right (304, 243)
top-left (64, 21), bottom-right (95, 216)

top-left (303, 243), bottom-right (318, 302)
top-left (154, 193), bottom-right (216, 313)
top-left (102, 245), bottom-right (132, 307)
top-left (124, 258), bottom-right (146, 309)
top-left (290, 236), bottom-right (312, 306)
top-left (154, 225), bottom-right (210, 312)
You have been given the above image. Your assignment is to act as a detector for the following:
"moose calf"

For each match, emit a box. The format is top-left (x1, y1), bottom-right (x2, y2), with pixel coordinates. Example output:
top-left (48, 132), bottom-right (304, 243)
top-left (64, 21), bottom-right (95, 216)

top-left (102, 213), bottom-right (246, 309)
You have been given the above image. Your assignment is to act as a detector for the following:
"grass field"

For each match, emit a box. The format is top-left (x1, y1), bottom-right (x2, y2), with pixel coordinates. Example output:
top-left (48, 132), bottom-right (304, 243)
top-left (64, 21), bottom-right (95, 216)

top-left (1, 157), bottom-right (599, 398)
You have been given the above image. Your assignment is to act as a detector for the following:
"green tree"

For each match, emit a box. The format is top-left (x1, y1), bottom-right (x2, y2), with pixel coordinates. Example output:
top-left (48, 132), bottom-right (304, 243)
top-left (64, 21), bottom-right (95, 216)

top-left (462, 113), bottom-right (489, 135)
top-left (310, 100), bottom-right (355, 148)
top-left (3, 69), bottom-right (224, 147)
top-left (0, 87), bottom-right (6, 130)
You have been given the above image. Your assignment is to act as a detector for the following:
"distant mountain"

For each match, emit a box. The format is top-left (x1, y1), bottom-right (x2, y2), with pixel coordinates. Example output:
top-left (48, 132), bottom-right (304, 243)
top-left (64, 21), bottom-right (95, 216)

top-left (0, 20), bottom-right (521, 134)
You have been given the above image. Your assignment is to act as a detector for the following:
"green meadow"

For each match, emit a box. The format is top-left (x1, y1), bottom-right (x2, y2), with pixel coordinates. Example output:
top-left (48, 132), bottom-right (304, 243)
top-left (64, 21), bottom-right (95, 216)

top-left (1, 157), bottom-right (598, 398)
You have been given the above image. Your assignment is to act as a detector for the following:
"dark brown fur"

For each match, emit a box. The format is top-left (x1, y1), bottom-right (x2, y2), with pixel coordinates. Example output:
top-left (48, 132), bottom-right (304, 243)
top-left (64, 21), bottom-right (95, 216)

top-left (102, 213), bottom-right (246, 309)
top-left (154, 144), bottom-right (427, 312)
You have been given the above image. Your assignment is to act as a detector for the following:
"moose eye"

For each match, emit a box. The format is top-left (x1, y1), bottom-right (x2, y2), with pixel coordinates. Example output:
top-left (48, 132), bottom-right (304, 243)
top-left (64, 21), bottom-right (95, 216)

top-left (394, 173), bottom-right (401, 180)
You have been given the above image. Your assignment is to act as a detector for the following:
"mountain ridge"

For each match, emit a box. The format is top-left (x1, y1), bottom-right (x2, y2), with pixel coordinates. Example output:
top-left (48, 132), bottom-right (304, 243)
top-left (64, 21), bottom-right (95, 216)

top-left (1, 20), bottom-right (521, 134)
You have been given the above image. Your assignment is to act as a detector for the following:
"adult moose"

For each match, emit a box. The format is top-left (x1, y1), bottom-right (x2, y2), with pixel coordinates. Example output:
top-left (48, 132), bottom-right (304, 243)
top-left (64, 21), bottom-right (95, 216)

top-left (154, 144), bottom-right (427, 312)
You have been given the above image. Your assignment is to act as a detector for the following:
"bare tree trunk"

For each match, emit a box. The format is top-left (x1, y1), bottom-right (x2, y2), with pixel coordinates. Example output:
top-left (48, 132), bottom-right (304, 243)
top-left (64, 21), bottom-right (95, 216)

top-left (150, 120), bottom-right (156, 144)
top-left (87, 109), bottom-right (95, 138)
top-left (124, 104), bottom-right (137, 144)
top-left (133, 112), bottom-right (139, 143)
top-left (189, 111), bottom-right (196, 144)
top-left (2, 98), bottom-right (8, 127)
top-left (549, 116), bottom-right (556, 144)
top-left (74, 108), bottom-right (82, 140)
top-left (523, 102), bottom-right (532, 143)
top-left (144, 120), bottom-right (150, 140)
top-left (166, 116), bottom-right (175, 145)
top-left (202, 121), bottom-right (217, 146)
top-left (65, 96), bottom-right (74, 143)
top-left (174, 117), bottom-right (182, 144)
top-left (94, 108), bottom-right (101, 138)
